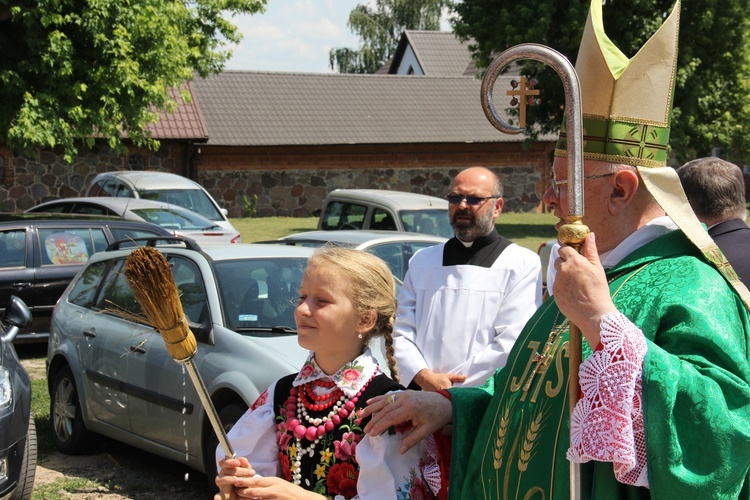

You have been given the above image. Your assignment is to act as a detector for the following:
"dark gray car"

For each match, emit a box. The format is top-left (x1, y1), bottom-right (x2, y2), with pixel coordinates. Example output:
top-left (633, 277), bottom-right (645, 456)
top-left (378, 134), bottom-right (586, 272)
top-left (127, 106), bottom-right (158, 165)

top-left (0, 213), bottom-right (172, 343)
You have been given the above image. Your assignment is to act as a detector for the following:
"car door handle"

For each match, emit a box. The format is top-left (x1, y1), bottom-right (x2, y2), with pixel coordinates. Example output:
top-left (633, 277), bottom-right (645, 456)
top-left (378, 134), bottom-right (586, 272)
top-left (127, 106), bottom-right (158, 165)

top-left (130, 344), bottom-right (146, 354)
top-left (12, 282), bottom-right (32, 290)
top-left (83, 329), bottom-right (96, 338)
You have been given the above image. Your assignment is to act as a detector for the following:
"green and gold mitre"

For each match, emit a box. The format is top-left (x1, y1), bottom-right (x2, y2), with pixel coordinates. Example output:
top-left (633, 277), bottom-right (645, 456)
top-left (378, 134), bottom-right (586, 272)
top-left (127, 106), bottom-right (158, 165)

top-left (557, 0), bottom-right (750, 309)
top-left (555, 0), bottom-right (679, 166)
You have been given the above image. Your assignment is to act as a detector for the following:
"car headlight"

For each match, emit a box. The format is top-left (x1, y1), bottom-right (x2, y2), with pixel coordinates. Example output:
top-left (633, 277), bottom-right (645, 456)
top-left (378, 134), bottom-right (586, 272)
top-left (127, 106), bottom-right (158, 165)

top-left (0, 367), bottom-right (11, 410)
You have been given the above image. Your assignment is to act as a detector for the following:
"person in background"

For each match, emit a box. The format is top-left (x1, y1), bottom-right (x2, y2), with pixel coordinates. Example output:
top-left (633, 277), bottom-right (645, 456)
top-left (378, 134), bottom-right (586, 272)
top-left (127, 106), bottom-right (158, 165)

top-left (361, 0), bottom-right (750, 498)
top-left (677, 157), bottom-right (750, 284)
top-left (393, 166), bottom-right (543, 391)
top-left (215, 247), bottom-right (440, 499)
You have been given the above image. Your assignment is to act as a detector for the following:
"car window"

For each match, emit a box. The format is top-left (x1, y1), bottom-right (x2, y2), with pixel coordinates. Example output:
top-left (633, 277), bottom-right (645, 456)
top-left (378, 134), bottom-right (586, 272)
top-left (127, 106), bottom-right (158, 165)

top-left (39, 229), bottom-right (91, 265)
top-left (130, 207), bottom-right (215, 231)
top-left (214, 258), bottom-right (307, 332)
top-left (371, 209), bottom-right (397, 231)
top-left (94, 259), bottom-right (142, 315)
top-left (320, 201), bottom-right (344, 229)
top-left (139, 189), bottom-right (223, 222)
top-left (74, 203), bottom-right (111, 216)
top-left (401, 210), bottom-right (452, 238)
top-left (169, 256), bottom-right (207, 324)
top-left (68, 261), bottom-right (108, 306)
top-left (30, 203), bottom-right (69, 213)
top-left (367, 243), bottom-right (405, 281)
top-left (0, 229), bottom-right (26, 268)
top-left (112, 181), bottom-right (133, 197)
top-left (95, 180), bottom-right (117, 196)
top-left (87, 180), bottom-right (103, 196)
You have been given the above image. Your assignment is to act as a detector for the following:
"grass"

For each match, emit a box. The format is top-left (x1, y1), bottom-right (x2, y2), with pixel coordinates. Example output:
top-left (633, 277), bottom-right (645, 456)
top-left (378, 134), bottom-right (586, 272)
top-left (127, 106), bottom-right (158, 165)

top-left (230, 212), bottom-right (559, 252)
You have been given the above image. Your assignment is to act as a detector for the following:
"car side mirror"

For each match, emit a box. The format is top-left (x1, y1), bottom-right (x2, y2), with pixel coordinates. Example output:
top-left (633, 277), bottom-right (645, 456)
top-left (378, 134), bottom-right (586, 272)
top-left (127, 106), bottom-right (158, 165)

top-left (1, 295), bottom-right (32, 343)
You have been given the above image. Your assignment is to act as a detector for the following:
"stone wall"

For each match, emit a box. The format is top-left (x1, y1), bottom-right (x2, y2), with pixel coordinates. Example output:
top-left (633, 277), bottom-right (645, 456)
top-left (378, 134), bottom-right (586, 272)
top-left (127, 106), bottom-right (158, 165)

top-left (1, 142), bottom-right (552, 216)
top-left (198, 164), bottom-right (546, 219)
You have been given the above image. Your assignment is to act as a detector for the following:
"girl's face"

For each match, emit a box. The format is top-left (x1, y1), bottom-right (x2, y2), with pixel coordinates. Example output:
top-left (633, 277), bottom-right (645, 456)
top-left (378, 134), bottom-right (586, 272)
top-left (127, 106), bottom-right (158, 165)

top-left (295, 263), bottom-right (369, 365)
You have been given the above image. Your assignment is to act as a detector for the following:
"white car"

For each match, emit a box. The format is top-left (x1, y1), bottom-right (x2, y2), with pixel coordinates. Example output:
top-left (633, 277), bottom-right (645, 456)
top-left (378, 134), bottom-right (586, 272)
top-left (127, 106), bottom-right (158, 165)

top-left (269, 229), bottom-right (447, 282)
top-left (26, 197), bottom-right (242, 245)
top-left (85, 171), bottom-right (238, 234)
top-left (317, 189), bottom-right (453, 238)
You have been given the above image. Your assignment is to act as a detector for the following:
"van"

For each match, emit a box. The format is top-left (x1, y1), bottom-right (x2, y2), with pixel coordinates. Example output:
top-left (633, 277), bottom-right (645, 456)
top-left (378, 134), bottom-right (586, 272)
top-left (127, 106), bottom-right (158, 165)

top-left (0, 213), bottom-right (172, 343)
top-left (317, 189), bottom-right (453, 238)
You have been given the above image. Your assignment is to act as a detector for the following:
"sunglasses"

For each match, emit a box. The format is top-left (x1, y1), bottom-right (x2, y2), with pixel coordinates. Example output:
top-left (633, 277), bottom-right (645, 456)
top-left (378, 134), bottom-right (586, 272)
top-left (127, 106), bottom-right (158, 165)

top-left (550, 173), bottom-right (614, 197)
top-left (445, 194), bottom-right (497, 206)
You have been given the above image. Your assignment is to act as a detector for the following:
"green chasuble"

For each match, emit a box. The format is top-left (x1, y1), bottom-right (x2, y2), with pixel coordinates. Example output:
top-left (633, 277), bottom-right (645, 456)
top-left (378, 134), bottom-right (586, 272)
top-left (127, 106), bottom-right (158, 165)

top-left (448, 230), bottom-right (750, 499)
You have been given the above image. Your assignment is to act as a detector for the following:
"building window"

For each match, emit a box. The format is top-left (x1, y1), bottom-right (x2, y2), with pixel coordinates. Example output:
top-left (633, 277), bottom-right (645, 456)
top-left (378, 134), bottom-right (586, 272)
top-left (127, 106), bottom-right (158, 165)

top-left (128, 154), bottom-right (145, 171)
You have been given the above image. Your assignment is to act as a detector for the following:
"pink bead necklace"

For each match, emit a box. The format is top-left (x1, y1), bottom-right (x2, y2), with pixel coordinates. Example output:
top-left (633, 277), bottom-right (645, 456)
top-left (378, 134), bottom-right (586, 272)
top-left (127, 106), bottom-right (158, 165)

top-left (284, 371), bottom-right (377, 486)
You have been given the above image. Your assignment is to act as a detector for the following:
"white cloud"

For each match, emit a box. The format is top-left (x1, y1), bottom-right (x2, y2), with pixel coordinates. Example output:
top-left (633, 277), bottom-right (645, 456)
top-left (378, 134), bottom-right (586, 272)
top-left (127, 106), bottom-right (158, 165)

top-left (224, 0), bottom-right (363, 73)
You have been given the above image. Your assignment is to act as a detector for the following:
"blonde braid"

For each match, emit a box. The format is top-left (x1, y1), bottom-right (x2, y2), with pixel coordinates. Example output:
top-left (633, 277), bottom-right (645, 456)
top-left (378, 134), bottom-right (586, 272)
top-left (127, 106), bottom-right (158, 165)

top-left (382, 316), bottom-right (399, 384)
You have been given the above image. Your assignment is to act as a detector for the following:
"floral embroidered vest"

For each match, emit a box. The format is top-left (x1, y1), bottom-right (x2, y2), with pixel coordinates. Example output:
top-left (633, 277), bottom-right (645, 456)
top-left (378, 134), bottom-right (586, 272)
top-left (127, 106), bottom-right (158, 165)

top-left (273, 373), bottom-right (402, 498)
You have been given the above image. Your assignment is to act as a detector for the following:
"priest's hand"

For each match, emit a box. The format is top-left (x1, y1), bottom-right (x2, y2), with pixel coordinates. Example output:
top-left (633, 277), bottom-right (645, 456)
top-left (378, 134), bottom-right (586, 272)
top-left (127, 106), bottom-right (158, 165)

top-left (553, 233), bottom-right (618, 348)
top-left (361, 390), bottom-right (453, 454)
top-left (413, 368), bottom-right (467, 391)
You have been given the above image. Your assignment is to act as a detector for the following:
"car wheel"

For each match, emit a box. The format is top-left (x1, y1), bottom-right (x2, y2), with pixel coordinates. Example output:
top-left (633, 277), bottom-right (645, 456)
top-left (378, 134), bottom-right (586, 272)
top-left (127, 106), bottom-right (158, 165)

top-left (13, 417), bottom-right (37, 500)
top-left (204, 402), bottom-right (248, 492)
top-left (50, 366), bottom-right (93, 454)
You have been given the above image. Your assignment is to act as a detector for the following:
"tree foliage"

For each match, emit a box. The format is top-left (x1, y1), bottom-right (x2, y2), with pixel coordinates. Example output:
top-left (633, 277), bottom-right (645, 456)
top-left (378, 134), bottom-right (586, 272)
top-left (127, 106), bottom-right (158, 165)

top-left (330, 0), bottom-right (452, 74)
top-left (0, 0), bottom-right (265, 162)
top-left (452, 0), bottom-right (750, 163)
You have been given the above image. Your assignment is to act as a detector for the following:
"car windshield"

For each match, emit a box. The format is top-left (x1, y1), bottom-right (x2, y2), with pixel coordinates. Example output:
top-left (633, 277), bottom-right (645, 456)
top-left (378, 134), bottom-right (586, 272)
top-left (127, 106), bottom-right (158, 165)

top-left (139, 189), bottom-right (224, 222)
top-left (129, 207), bottom-right (218, 231)
top-left (213, 257), bottom-right (308, 333)
top-left (400, 209), bottom-right (452, 238)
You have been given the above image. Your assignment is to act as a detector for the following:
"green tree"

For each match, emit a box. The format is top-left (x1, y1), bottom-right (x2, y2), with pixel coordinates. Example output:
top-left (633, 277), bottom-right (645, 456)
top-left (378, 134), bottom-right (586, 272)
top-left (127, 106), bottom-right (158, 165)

top-left (452, 0), bottom-right (750, 163)
top-left (0, 0), bottom-right (266, 162)
top-left (330, 0), bottom-right (452, 74)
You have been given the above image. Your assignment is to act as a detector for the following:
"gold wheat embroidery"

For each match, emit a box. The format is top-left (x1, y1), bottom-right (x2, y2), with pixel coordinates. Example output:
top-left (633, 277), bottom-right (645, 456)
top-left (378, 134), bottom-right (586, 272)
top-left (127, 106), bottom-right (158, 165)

top-left (493, 405), bottom-right (511, 469)
top-left (518, 409), bottom-right (543, 472)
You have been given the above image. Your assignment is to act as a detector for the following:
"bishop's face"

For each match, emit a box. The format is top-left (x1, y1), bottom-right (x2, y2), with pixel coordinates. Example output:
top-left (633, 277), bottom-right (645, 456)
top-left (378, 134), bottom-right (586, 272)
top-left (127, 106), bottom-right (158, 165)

top-left (543, 157), bottom-right (620, 254)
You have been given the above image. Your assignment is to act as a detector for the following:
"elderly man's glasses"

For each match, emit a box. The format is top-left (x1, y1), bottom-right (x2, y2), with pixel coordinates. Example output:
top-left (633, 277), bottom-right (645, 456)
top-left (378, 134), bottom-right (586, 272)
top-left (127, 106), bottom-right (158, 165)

top-left (446, 194), bottom-right (497, 206)
top-left (550, 173), bottom-right (614, 197)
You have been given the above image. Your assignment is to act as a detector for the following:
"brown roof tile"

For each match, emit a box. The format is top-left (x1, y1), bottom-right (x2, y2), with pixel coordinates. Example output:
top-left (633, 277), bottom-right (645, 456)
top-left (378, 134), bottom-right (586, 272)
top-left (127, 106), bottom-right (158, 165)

top-left (192, 71), bottom-right (552, 146)
top-left (148, 82), bottom-right (209, 140)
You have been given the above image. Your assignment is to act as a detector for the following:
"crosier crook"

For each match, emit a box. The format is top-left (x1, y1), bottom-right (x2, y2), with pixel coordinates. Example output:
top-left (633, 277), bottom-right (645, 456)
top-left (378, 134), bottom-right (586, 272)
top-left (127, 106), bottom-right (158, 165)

top-left (480, 43), bottom-right (587, 500)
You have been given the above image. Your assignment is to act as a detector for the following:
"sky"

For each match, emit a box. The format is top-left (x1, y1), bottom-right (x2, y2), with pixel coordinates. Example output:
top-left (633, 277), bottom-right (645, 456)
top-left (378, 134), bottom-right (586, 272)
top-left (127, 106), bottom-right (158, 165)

top-left (223, 0), bottom-right (452, 74)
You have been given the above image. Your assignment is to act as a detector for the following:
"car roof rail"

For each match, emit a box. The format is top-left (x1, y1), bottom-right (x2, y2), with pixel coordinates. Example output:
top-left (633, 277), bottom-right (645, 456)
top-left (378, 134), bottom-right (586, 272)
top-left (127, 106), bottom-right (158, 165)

top-left (106, 236), bottom-right (203, 252)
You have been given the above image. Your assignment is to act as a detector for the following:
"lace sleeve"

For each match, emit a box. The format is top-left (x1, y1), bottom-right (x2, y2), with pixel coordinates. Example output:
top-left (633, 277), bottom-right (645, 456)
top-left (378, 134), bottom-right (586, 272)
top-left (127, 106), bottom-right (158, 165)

top-left (566, 312), bottom-right (649, 488)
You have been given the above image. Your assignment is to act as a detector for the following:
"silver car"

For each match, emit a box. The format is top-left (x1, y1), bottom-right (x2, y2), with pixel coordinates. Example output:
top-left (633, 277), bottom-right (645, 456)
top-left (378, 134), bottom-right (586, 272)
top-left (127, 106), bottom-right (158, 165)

top-left (27, 197), bottom-right (242, 245)
top-left (85, 171), bottom-right (238, 234)
top-left (269, 229), bottom-right (447, 282)
top-left (46, 239), bottom-right (313, 482)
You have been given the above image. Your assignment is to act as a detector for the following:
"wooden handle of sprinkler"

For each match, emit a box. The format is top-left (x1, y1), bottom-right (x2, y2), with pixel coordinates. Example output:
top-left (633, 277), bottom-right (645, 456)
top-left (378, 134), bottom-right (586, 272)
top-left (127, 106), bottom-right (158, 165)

top-left (184, 360), bottom-right (236, 459)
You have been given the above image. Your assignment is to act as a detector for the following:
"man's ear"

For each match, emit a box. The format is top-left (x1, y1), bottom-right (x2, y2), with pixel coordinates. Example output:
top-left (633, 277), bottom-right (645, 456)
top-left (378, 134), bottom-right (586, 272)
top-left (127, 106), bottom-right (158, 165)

top-left (493, 197), bottom-right (505, 217)
top-left (609, 169), bottom-right (639, 215)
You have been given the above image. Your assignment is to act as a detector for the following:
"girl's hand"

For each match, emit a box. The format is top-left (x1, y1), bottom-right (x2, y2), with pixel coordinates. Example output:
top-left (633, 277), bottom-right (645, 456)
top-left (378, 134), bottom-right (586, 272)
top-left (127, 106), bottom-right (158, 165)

top-left (214, 456), bottom-right (256, 500)
top-left (234, 475), bottom-right (325, 499)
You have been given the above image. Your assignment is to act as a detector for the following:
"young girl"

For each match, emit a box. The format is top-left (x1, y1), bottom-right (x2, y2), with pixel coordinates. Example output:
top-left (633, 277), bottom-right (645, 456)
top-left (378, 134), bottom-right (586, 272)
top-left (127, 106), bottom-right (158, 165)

top-left (215, 246), bottom-right (440, 500)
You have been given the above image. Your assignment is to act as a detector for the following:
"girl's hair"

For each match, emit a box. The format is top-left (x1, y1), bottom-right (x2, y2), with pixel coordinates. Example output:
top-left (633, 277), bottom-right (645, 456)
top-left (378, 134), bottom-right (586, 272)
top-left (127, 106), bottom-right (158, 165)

top-left (307, 245), bottom-right (400, 383)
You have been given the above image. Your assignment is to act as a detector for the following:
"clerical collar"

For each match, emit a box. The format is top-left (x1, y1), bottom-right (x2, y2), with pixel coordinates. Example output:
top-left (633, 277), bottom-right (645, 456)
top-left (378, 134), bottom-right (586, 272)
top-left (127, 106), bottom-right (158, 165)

top-left (443, 231), bottom-right (511, 267)
top-left (600, 216), bottom-right (677, 268)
